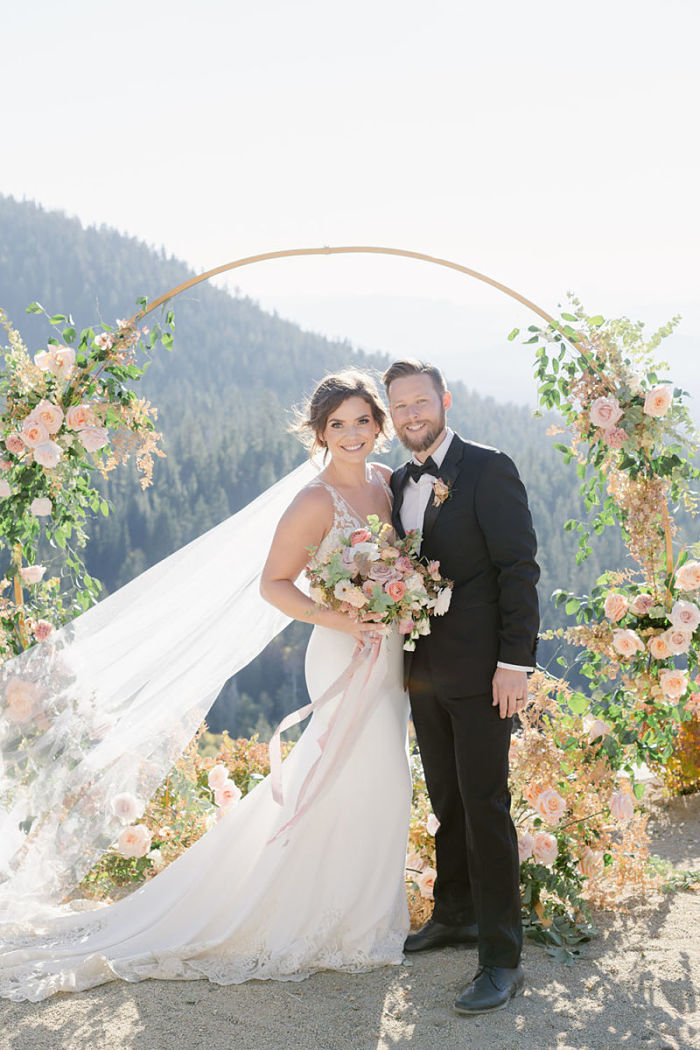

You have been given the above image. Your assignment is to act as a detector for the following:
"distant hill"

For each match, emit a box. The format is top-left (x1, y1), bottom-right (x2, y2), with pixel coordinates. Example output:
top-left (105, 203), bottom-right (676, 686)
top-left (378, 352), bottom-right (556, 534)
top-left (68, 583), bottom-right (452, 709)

top-left (0, 195), bottom-right (626, 736)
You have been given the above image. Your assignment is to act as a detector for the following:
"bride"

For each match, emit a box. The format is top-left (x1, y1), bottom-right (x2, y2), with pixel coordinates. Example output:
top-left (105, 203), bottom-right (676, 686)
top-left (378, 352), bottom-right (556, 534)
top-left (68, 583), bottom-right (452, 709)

top-left (0, 369), bottom-right (413, 1003)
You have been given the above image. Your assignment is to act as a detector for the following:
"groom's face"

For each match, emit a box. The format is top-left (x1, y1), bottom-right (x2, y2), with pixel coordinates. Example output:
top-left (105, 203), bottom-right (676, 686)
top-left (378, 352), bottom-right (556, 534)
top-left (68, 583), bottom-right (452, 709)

top-left (387, 374), bottom-right (451, 454)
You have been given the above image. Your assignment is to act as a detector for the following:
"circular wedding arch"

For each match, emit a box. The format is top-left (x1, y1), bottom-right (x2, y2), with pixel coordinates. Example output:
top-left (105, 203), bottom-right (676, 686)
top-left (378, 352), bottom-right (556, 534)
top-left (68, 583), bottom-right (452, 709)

top-left (129, 245), bottom-right (559, 329)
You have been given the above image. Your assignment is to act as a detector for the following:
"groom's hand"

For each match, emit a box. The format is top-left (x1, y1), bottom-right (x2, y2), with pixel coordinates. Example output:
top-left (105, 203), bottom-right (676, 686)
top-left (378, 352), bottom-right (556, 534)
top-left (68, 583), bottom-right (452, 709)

top-left (492, 668), bottom-right (528, 719)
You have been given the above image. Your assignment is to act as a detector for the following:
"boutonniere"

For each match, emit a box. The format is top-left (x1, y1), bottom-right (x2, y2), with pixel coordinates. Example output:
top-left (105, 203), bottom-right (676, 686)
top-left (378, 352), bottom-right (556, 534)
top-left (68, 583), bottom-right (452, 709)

top-left (431, 477), bottom-right (453, 507)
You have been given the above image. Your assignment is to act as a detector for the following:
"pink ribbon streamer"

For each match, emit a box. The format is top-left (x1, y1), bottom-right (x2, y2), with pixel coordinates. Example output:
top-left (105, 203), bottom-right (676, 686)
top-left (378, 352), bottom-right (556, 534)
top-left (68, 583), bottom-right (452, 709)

top-left (267, 635), bottom-right (382, 843)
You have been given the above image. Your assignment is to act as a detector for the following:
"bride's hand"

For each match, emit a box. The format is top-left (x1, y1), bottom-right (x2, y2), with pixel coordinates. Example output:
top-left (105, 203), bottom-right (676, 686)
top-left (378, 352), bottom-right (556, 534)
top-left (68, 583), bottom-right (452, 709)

top-left (327, 612), bottom-right (386, 648)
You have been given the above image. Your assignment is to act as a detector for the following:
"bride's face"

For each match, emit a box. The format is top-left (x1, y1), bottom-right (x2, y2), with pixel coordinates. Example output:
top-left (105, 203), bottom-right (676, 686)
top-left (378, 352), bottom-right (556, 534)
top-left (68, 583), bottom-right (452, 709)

top-left (322, 396), bottom-right (379, 465)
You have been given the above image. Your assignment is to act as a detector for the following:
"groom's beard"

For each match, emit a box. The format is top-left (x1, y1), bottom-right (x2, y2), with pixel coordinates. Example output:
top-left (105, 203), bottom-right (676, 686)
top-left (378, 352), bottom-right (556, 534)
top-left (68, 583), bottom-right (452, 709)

top-left (395, 408), bottom-right (446, 453)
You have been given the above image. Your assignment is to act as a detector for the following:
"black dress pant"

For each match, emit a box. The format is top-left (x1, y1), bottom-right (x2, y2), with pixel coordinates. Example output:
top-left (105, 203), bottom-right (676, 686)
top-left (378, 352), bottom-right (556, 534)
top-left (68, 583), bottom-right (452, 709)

top-left (409, 652), bottom-right (522, 969)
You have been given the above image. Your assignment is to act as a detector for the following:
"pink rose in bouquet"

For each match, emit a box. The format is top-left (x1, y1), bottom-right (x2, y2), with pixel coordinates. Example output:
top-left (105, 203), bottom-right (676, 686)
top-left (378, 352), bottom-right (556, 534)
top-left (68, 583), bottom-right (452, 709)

top-left (663, 627), bottom-right (692, 655)
top-left (30, 497), bottom-right (52, 516)
top-left (603, 592), bottom-right (628, 622)
top-left (110, 792), bottom-right (146, 824)
top-left (350, 528), bottom-right (372, 546)
top-left (518, 832), bottom-right (534, 862)
top-left (79, 427), bottom-right (109, 453)
top-left (609, 790), bottom-right (634, 823)
top-left (532, 831), bottom-right (558, 867)
top-left (669, 600), bottom-right (700, 633)
top-left (214, 779), bottom-right (242, 810)
top-left (21, 420), bottom-right (49, 449)
top-left (648, 633), bottom-right (672, 660)
top-left (417, 866), bottom-right (437, 900)
top-left (33, 620), bottom-right (54, 642)
top-left (643, 385), bottom-right (672, 418)
top-left (5, 434), bottom-right (25, 455)
top-left (603, 427), bottom-right (627, 449)
top-left (20, 564), bottom-right (46, 585)
top-left (589, 396), bottom-right (623, 430)
top-left (534, 788), bottom-right (567, 825)
top-left (66, 403), bottom-right (97, 430)
top-left (386, 580), bottom-right (406, 603)
top-left (580, 848), bottom-right (604, 880)
top-left (33, 440), bottom-right (62, 468)
top-left (611, 629), bottom-right (644, 659)
top-left (207, 764), bottom-right (229, 789)
top-left (118, 824), bottom-right (152, 859)
top-left (30, 399), bottom-right (64, 434)
top-left (659, 669), bottom-right (688, 699)
top-left (630, 593), bottom-right (654, 616)
top-left (675, 561), bottom-right (700, 592)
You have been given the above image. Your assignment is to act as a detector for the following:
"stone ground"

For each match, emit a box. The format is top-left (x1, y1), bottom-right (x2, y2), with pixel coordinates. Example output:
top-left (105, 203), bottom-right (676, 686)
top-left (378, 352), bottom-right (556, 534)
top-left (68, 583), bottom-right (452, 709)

top-left (2, 793), bottom-right (699, 1050)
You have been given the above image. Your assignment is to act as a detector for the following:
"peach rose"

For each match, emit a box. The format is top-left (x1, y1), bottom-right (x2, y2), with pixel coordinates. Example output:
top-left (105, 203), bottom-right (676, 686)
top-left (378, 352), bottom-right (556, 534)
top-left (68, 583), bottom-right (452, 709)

top-left (603, 427), bottom-right (627, 449)
top-left (675, 561), bottom-right (700, 592)
top-left (66, 403), bottom-right (97, 430)
top-left (0, 479), bottom-right (10, 499)
top-left (534, 788), bottom-right (567, 825)
top-left (659, 669), bottom-right (688, 699)
top-left (52, 347), bottom-right (76, 378)
top-left (21, 420), bottom-right (49, 449)
top-left (79, 427), bottom-right (109, 453)
top-left (30, 497), bottom-right (52, 517)
top-left (609, 789), bottom-right (634, 822)
top-left (663, 627), bottom-right (692, 656)
top-left (518, 832), bottom-right (534, 862)
top-left (643, 384), bottom-right (672, 418)
top-left (110, 792), bottom-right (145, 824)
top-left (417, 866), bottom-right (437, 900)
top-left (350, 528), bottom-right (372, 546)
top-left (34, 349), bottom-right (53, 371)
top-left (30, 399), bottom-right (64, 435)
top-left (33, 441), bottom-right (62, 468)
top-left (386, 580), bottom-right (406, 602)
top-left (583, 715), bottom-right (611, 742)
top-left (669, 600), bottom-right (700, 633)
top-left (630, 593), bottom-right (654, 616)
top-left (604, 593), bottom-right (629, 623)
top-left (611, 629), bottom-right (644, 659)
top-left (380, 546), bottom-right (400, 561)
top-left (19, 565), bottom-right (46, 585)
top-left (117, 824), bottom-right (152, 859)
top-left (5, 677), bottom-right (39, 723)
top-left (523, 783), bottom-right (544, 806)
top-left (580, 848), bottom-right (604, 880)
top-left (426, 813), bottom-right (440, 836)
top-left (648, 633), bottom-right (672, 660)
top-left (214, 779), bottom-right (242, 809)
top-left (532, 831), bottom-right (558, 867)
top-left (207, 764), bottom-right (229, 789)
top-left (405, 851), bottom-right (425, 872)
top-left (333, 579), bottom-right (367, 608)
top-left (5, 434), bottom-right (25, 455)
top-left (589, 396), bottom-right (623, 430)
top-left (33, 620), bottom-right (54, 642)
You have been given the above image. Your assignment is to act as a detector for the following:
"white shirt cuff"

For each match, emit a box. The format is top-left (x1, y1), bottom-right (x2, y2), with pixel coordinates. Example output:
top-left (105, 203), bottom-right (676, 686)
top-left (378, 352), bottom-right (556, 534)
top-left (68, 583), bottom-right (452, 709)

top-left (497, 661), bottom-right (534, 673)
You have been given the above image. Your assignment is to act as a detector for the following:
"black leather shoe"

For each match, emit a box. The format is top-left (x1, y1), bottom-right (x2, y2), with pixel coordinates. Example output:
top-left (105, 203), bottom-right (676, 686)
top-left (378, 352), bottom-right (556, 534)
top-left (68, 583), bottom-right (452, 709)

top-left (404, 919), bottom-right (479, 953)
top-left (454, 964), bottom-right (524, 1015)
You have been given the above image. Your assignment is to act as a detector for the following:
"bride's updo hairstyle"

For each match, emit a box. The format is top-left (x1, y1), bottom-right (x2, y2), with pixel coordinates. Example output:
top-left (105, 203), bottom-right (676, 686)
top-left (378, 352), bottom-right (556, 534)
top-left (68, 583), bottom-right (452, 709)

top-left (293, 369), bottom-right (390, 458)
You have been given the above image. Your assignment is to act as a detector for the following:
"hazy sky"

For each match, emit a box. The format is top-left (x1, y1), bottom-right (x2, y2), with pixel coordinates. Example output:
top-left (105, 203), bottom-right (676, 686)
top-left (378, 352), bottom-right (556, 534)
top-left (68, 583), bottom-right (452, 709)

top-left (4, 0), bottom-right (699, 404)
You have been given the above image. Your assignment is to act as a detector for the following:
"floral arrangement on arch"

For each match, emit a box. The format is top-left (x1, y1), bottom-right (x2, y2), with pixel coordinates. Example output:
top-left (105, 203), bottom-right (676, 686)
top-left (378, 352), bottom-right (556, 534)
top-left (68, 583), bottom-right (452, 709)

top-left (0, 302), bottom-right (174, 658)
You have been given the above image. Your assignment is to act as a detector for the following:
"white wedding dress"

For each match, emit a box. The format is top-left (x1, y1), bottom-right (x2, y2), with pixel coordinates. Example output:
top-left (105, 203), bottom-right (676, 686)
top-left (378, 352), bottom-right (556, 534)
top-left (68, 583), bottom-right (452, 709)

top-left (0, 476), bottom-right (412, 1002)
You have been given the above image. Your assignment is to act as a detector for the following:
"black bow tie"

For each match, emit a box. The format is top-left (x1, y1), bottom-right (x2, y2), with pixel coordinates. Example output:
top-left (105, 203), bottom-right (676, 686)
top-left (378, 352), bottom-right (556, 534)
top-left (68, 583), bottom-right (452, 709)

top-left (406, 456), bottom-right (439, 483)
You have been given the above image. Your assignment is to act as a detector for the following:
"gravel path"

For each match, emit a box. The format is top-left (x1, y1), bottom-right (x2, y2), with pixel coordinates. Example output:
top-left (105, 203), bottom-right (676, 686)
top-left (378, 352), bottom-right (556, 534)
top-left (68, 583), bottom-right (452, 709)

top-left (2, 794), bottom-right (699, 1050)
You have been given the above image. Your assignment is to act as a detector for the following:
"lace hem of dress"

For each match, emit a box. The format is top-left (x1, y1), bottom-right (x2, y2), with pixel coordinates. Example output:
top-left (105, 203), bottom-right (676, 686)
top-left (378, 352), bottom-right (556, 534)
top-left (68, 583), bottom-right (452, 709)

top-left (0, 904), bottom-right (408, 1002)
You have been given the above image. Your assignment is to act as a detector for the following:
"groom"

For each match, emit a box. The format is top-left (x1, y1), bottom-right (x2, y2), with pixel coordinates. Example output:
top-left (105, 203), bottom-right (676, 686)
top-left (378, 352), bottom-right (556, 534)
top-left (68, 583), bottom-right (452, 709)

top-left (383, 359), bottom-right (539, 1016)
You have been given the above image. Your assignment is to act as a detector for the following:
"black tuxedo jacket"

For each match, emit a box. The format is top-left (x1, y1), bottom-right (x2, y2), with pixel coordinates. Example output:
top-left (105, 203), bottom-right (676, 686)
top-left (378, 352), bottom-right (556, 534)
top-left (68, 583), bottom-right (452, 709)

top-left (390, 434), bottom-right (540, 698)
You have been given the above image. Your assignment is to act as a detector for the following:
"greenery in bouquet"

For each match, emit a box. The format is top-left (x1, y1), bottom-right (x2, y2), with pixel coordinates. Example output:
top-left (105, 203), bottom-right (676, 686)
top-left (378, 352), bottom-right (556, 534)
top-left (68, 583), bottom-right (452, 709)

top-left (305, 513), bottom-right (453, 650)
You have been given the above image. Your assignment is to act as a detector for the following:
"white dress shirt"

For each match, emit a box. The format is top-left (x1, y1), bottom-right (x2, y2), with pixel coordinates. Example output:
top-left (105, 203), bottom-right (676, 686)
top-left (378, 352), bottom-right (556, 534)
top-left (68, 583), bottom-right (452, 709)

top-left (399, 427), bottom-right (533, 674)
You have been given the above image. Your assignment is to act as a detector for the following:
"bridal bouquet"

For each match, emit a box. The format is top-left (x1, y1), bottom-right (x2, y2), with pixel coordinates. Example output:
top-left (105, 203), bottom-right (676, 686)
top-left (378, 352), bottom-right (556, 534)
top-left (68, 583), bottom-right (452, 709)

top-left (306, 515), bottom-right (452, 650)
